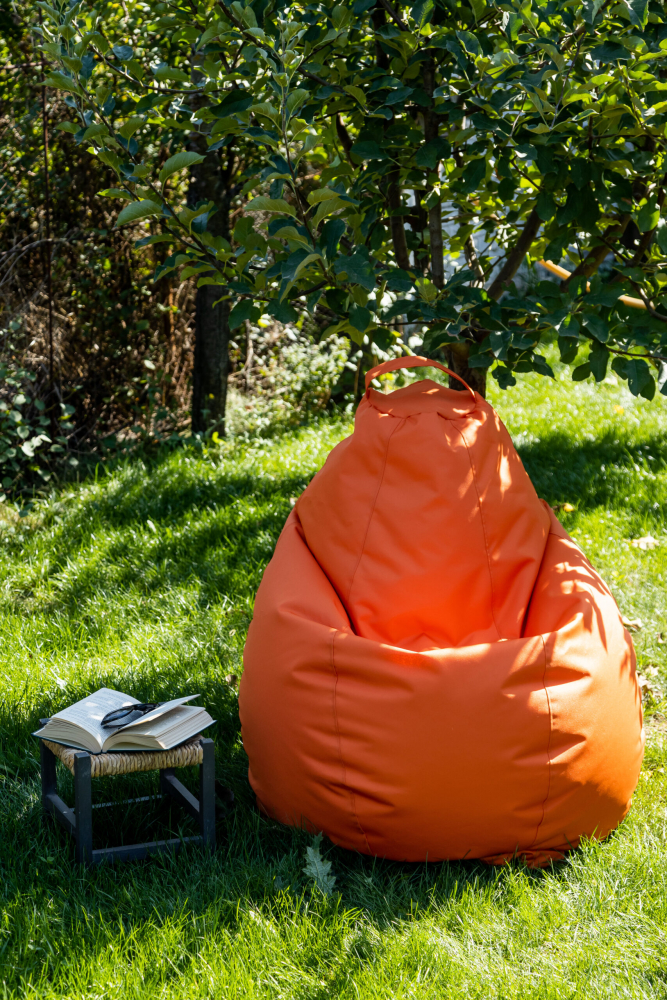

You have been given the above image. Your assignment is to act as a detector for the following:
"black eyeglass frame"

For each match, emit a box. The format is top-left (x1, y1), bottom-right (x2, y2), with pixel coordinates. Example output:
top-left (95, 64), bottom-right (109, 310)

top-left (101, 703), bottom-right (164, 729)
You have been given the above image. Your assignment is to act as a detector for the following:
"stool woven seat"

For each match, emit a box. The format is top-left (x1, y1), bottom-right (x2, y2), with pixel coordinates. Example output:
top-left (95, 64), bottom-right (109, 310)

top-left (42, 737), bottom-right (204, 778)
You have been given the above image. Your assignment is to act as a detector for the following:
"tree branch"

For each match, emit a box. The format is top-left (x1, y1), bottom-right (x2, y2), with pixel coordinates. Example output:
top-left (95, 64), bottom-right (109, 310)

top-left (560, 215), bottom-right (631, 289)
top-left (487, 209), bottom-right (541, 300)
top-left (377, 0), bottom-right (408, 32)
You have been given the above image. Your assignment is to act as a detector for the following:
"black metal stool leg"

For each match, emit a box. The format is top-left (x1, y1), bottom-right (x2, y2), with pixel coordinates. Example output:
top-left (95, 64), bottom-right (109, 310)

top-left (40, 740), bottom-right (57, 807)
top-left (74, 752), bottom-right (93, 865)
top-left (199, 738), bottom-right (216, 849)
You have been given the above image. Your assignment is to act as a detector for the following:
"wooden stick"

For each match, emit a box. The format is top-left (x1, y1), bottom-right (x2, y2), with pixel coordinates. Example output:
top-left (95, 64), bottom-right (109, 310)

top-left (539, 259), bottom-right (646, 310)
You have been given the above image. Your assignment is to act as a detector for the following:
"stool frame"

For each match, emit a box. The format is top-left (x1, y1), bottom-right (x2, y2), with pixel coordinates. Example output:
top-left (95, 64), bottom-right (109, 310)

top-left (40, 738), bottom-right (216, 865)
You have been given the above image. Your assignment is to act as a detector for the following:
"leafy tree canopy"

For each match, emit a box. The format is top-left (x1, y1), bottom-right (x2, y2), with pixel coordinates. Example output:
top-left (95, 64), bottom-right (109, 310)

top-left (35, 0), bottom-right (667, 397)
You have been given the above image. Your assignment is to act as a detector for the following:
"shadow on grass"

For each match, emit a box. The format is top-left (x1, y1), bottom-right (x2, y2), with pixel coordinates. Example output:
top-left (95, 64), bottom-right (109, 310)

top-left (517, 429), bottom-right (667, 525)
top-left (19, 464), bottom-right (316, 620)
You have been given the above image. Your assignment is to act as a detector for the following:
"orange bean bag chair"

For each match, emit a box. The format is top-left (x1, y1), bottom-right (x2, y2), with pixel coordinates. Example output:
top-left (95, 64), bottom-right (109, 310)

top-left (239, 357), bottom-right (644, 865)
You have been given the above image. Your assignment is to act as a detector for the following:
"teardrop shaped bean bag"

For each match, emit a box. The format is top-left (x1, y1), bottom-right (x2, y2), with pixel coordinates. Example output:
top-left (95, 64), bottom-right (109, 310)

top-left (239, 357), bottom-right (644, 865)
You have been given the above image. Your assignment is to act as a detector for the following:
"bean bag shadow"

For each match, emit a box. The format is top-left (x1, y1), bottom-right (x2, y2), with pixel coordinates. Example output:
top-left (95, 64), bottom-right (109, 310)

top-left (239, 357), bottom-right (644, 865)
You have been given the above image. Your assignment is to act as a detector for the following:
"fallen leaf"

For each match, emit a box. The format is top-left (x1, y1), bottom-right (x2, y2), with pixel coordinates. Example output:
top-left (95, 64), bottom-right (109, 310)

top-left (614, 405), bottom-right (624, 415)
top-left (225, 673), bottom-right (238, 686)
top-left (637, 670), bottom-right (664, 703)
top-left (622, 615), bottom-right (643, 631)
top-left (562, 503), bottom-right (575, 512)
top-left (631, 536), bottom-right (659, 550)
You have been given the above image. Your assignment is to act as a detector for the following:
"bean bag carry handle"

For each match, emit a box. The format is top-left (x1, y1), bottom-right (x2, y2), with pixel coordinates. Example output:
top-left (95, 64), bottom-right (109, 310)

top-left (365, 355), bottom-right (476, 401)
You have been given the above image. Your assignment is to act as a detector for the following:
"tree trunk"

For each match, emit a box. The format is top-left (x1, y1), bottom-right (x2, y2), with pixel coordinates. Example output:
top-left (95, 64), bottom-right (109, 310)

top-left (445, 341), bottom-right (488, 398)
top-left (191, 289), bottom-right (230, 433)
top-left (188, 147), bottom-right (233, 434)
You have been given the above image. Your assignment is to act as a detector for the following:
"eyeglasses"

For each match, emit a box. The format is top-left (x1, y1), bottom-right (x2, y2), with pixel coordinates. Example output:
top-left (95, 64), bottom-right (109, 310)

top-left (101, 703), bottom-right (164, 729)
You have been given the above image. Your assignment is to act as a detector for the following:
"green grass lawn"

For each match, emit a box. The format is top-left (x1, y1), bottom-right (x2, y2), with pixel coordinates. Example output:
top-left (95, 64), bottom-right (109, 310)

top-left (2, 365), bottom-right (667, 998)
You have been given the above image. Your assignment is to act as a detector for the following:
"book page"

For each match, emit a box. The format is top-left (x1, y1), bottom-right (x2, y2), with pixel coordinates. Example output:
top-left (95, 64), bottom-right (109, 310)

top-left (104, 707), bottom-right (214, 751)
top-left (114, 704), bottom-right (199, 738)
top-left (117, 695), bottom-right (199, 731)
top-left (50, 688), bottom-right (138, 751)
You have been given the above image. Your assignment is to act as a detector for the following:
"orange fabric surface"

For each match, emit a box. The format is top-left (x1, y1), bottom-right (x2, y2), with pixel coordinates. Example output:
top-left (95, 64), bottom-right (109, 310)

top-left (239, 357), bottom-right (644, 865)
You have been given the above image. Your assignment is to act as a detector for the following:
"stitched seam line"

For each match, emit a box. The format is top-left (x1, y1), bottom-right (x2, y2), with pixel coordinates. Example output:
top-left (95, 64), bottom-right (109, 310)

top-left (346, 417), bottom-right (402, 605)
top-left (455, 423), bottom-right (502, 640)
top-left (331, 631), bottom-right (372, 853)
top-left (529, 634), bottom-right (552, 850)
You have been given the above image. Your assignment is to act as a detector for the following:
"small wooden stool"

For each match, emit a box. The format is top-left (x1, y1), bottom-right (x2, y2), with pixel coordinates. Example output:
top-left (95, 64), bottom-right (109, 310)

top-left (40, 736), bottom-right (215, 865)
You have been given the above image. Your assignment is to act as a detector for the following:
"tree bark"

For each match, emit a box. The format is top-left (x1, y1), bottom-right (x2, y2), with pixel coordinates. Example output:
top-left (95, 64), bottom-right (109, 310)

top-left (188, 147), bottom-right (234, 434)
top-left (386, 167), bottom-right (411, 271)
top-left (445, 341), bottom-right (488, 398)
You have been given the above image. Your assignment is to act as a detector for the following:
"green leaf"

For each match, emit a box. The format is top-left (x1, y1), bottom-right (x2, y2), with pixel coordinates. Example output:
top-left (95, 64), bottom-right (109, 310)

top-left (559, 315), bottom-right (580, 339)
top-left (535, 41), bottom-right (565, 72)
top-left (308, 188), bottom-right (342, 205)
top-left (583, 314), bottom-right (609, 343)
top-left (286, 89), bottom-right (309, 116)
top-left (97, 149), bottom-right (121, 172)
top-left (266, 301), bottom-right (298, 324)
top-left (118, 116), bottom-right (144, 139)
top-left (152, 62), bottom-right (190, 83)
top-left (212, 90), bottom-right (254, 116)
top-left (350, 141), bottom-right (387, 161)
top-left (115, 200), bottom-right (162, 227)
top-left (415, 137), bottom-right (450, 170)
top-left (333, 251), bottom-right (376, 291)
top-left (656, 223), bottom-right (667, 254)
top-left (292, 253), bottom-right (322, 280)
top-left (113, 43), bottom-right (134, 62)
top-left (459, 157), bottom-right (486, 193)
top-left (572, 363), bottom-right (591, 381)
top-left (411, 0), bottom-right (434, 29)
top-left (312, 197), bottom-right (349, 227)
top-left (349, 303), bottom-right (371, 332)
top-left (44, 71), bottom-right (81, 94)
top-left (83, 123), bottom-right (108, 140)
top-left (626, 0), bottom-right (648, 28)
top-left (612, 356), bottom-right (655, 398)
top-left (55, 122), bottom-right (80, 134)
top-left (229, 299), bottom-right (261, 329)
top-left (637, 198), bottom-right (659, 233)
top-left (558, 336), bottom-right (579, 364)
top-left (159, 151), bottom-right (206, 184)
top-left (97, 188), bottom-right (132, 200)
top-left (492, 366), bottom-right (517, 389)
top-left (343, 85), bottom-right (366, 106)
top-left (385, 86), bottom-right (413, 106)
top-left (303, 834), bottom-right (336, 896)
top-left (456, 30), bottom-right (481, 56)
top-left (332, 4), bottom-right (351, 29)
top-left (535, 191), bottom-right (556, 221)
top-left (589, 343), bottom-right (609, 382)
top-left (245, 197), bottom-right (296, 217)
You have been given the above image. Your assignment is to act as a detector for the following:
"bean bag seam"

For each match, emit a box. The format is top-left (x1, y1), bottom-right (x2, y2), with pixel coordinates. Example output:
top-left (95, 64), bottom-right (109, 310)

top-left (346, 417), bottom-right (403, 606)
top-left (331, 629), bottom-right (373, 854)
top-left (528, 633), bottom-right (553, 851)
top-left (454, 421), bottom-right (503, 642)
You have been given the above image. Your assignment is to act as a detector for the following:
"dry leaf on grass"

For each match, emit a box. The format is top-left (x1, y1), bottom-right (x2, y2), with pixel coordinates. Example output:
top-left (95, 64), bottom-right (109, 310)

top-left (637, 666), bottom-right (663, 703)
top-left (631, 536), bottom-right (659, 550)
top-left (622, 615), bottom-right (643, 631)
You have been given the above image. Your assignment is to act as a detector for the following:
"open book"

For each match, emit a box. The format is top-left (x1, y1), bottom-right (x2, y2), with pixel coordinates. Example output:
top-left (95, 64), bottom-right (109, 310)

top-left (34, 688), bottom-right (215, 754)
